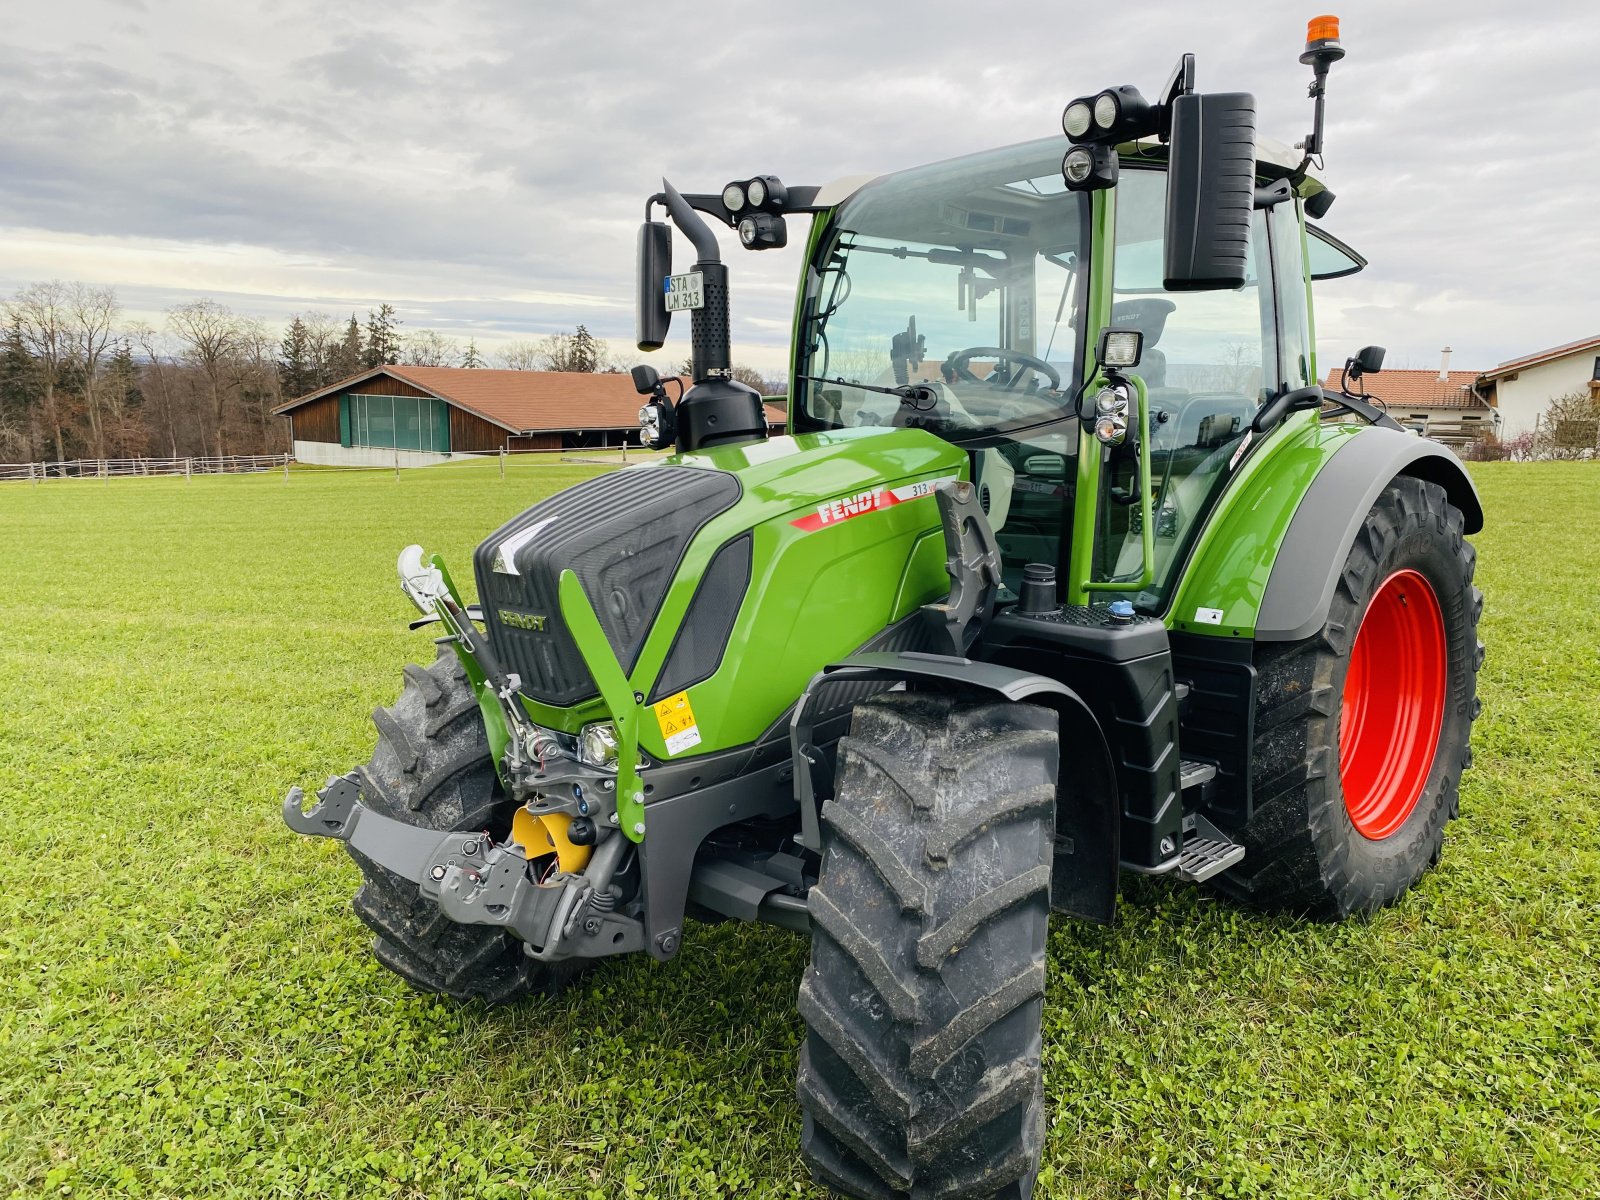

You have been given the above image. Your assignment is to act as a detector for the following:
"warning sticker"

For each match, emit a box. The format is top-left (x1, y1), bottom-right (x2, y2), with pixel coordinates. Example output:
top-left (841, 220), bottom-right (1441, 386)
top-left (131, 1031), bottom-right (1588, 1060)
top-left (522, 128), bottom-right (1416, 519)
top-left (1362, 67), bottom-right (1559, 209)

top-left (790, 474), bottom-right (958, 533)
top-left (653, 690), bottom-right (702, 756)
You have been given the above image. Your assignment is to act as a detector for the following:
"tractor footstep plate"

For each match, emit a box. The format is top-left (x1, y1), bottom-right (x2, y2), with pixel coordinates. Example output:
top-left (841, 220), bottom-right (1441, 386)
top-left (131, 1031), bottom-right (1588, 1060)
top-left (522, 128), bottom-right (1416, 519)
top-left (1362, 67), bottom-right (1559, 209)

top-left (1175, 832), bottom-right (1245, 884)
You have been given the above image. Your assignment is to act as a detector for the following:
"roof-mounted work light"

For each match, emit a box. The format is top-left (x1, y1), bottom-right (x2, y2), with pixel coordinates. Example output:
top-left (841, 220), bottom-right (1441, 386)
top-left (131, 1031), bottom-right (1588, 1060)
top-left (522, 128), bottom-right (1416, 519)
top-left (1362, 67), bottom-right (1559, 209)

top-left (721, 175), bottom-right (790, 249)
top-left (1063, 84), bottom-right (1157, 145)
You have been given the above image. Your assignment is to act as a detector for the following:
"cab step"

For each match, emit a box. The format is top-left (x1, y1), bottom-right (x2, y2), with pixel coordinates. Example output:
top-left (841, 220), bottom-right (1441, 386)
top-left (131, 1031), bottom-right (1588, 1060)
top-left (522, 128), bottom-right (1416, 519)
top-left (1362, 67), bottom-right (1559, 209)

top-left (1179, 758), bottom-right (1217, 792)
top-left (1175, 811), bottom-right (1245, 884)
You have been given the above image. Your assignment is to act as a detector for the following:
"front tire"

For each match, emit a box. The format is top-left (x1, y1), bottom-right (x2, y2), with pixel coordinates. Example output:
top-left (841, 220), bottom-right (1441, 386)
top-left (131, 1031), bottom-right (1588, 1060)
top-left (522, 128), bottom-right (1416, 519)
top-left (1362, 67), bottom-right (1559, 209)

top-left (796, 692), bottom-right (1058, 1200)
top-left (347, 644), bottom-right (583, 1004)
top-left (1221, 476), bottom-right (1482, 917)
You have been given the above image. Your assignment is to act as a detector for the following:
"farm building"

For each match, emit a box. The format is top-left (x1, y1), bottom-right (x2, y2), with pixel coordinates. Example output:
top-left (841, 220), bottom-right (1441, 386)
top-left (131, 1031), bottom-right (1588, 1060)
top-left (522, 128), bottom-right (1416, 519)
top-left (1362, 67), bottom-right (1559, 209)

top-left (1321, 350), bottom-right (1497, 449)
top-left (1474, 334), bottom-right (1600, 440)
top-left (274, 365), bottom-right (788, 467)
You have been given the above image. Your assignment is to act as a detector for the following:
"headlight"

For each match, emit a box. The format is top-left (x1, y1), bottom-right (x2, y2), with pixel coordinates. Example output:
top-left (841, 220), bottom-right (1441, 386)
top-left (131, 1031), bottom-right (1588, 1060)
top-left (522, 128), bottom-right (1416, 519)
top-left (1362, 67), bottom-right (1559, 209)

top-left (721, 182), bottom-right (746, 212)
top-left (1093, 91), bottom-right (1119, 130)
top-left (1095, 387), bottom-right (1127, 415)
top-left (639, 403), bottom-right (660, 443)
top-left (1062, 99), bottom-right (1092, 139)
top-left (578, 722), bottom-right (620, 768)
top-left (745, 177), bottom-right (766, 208)
top-left (1062, 146), bottom-right (1095, 185)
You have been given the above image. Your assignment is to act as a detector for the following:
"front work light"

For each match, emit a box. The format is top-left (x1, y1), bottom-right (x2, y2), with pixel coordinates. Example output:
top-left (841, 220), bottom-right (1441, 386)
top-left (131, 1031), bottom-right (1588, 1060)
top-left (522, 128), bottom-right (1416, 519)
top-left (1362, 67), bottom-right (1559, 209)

top-left (721, 182), bottom-right (746, 213)
top-left (1061, 144), bottom-right (1117, 191)
top-left (1098, 327), bottom-right (1144, 369)
top-left (1093, 92), bottom-right (1119, 129)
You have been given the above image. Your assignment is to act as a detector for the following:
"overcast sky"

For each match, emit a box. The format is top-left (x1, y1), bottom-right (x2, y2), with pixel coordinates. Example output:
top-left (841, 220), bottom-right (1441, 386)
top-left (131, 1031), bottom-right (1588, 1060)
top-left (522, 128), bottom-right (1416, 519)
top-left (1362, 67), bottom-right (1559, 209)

top-left (3, 1), bottom-right (1597, 376)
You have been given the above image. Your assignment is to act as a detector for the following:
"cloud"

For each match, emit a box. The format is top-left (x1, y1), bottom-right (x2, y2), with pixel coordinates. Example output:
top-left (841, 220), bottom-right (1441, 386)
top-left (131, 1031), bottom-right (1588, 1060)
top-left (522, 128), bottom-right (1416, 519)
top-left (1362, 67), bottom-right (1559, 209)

top-left (0, 0), bottom-right (1596, 374)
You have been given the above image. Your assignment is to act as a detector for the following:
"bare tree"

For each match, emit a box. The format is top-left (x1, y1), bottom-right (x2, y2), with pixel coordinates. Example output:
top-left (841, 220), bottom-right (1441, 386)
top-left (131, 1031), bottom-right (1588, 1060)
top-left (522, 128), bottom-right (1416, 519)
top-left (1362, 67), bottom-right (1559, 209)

top-left (69, 283), bottom-right (119, 458)
top-left (234, 318), bottom-right (283, 444)
top-left (128, 322), bottom-right (180, 458)
top-left (167, 299), bottom-right (239, 457)
top-left (495, 339), bottom-right (543, 370)
top-left (606, 345), bottom-right (642, 374)
top-left (1535, 391), bottom-right (1600, 460)
top-left (6, 281), bottom-right (73, 460)
top-left (403, 329), bottom-right (461, 367)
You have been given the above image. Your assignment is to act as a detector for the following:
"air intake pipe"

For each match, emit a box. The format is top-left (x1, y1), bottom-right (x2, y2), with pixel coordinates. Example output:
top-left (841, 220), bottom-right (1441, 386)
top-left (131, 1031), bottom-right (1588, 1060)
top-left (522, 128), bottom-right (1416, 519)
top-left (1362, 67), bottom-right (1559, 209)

top-left (660, 179), bottom-right (767, 452)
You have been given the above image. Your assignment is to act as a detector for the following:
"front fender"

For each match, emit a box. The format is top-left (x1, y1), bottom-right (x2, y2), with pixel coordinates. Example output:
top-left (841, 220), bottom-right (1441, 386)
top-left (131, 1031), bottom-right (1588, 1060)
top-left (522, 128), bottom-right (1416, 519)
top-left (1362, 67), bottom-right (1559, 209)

top-left (1165, 417), bottom-right (1481, 641)
top-left (1256, 427), bottom-right (1482, 642)
top-left (790, 650), bottom-right (1121, 924)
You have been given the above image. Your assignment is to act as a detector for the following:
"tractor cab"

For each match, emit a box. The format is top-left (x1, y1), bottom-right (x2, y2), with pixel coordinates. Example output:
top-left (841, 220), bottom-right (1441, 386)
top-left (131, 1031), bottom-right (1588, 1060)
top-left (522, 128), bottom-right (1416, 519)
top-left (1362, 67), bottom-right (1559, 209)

top-left (784, 133), bottom-right (1323, 614)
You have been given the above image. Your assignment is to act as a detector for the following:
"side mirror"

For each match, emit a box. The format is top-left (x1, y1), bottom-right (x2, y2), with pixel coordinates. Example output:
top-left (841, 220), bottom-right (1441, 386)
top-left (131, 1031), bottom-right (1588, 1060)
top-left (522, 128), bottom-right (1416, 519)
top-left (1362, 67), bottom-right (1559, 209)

top-left (636, 220), bottom-right (672, 352)
top-left (1163, 91), bottom-right (1258, 291)
top-left (1348, 345), bottom-right (1386, 379)
top-left (630, 364), bottom-right (662, 395)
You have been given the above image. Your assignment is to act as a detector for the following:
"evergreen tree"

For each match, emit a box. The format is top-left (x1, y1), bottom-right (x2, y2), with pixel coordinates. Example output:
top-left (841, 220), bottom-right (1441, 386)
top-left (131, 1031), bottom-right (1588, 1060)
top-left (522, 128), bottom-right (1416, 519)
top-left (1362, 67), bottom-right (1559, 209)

top-left (102, 339), bottom-right (144, 455)
top-left (0, 319), bottom-right (34, 458)
top-left (364, 303), bottom-right (402, 368)
top-left (279, 316), bottom-right (314, 398)
top-left (461, 339), bottom-right (485, 368)
top-left (328, 314), bottom-right (364, 379)
top-left (569, 324), bottom-right (602, 373)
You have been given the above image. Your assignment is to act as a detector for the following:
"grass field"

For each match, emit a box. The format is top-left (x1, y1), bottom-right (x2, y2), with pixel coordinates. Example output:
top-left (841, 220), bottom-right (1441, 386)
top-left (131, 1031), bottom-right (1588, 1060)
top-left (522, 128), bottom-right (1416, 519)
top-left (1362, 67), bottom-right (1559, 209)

top-left (2, 459), bottom-right (1597, 1199)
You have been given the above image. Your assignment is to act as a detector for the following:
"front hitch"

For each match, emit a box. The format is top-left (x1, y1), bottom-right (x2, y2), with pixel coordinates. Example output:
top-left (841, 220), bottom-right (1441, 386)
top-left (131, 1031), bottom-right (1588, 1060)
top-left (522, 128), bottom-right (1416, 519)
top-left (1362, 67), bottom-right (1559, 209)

top-left (282, 773), bottom-right (644, 959)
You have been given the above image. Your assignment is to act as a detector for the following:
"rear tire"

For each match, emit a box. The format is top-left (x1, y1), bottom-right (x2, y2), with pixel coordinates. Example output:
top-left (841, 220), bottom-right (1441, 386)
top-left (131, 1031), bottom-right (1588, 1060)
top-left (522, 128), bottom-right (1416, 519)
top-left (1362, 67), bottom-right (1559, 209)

top-left (796, 692), bottom-right (1057, 1200)
top-left (1220, 476), bottom-right (1482, 918)
top-left (348, 644), bottom-right (583, 1004)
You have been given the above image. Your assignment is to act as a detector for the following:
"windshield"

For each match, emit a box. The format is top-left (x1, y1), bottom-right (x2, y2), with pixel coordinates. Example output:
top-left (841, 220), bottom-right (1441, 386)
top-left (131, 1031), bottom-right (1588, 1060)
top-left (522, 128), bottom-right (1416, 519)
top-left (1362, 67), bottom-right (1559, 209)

top-left (794, 140), bottom-right (1090, 443)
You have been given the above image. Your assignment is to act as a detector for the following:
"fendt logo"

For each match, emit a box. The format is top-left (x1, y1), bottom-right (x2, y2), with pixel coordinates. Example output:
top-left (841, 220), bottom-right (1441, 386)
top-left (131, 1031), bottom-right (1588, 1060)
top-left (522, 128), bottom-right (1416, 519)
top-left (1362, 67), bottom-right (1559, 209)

top-left (790, 475), bottom-right (959, 534)
top-left (498, 609), bottom-right (549, 632)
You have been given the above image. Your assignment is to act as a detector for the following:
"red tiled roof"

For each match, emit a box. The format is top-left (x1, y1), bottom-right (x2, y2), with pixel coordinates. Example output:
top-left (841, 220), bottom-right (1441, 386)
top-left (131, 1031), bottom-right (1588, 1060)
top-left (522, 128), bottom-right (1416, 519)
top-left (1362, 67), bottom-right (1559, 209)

top-left (276, 366), bottom-right (787, 432)
top-left (1320, 368), bottom-right (1491, 411)
top-left (1479, 334), bottom-right (1600, 381)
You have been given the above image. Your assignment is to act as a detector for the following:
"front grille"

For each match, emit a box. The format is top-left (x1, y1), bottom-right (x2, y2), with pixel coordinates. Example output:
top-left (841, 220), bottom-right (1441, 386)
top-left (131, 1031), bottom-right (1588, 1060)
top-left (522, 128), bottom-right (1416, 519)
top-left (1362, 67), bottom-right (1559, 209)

top-left (472, 467), bottom-right (741, 706)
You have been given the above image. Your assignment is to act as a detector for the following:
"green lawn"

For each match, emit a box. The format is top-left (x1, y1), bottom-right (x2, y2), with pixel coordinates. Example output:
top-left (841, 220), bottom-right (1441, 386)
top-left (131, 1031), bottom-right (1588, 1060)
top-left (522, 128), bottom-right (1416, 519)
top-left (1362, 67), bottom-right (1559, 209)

top-left (1, 460), bottom-right (1596, 1199)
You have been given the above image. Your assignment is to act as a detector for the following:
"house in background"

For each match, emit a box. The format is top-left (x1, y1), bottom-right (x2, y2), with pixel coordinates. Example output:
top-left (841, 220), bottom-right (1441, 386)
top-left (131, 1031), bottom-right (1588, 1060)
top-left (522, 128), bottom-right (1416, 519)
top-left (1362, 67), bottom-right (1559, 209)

top-left (1475, 334), bottom-right (1600, 440)
top-left (274, 365), bottom-right (787, 467)
top-left (1321, 348), bottom-right (1496, 449)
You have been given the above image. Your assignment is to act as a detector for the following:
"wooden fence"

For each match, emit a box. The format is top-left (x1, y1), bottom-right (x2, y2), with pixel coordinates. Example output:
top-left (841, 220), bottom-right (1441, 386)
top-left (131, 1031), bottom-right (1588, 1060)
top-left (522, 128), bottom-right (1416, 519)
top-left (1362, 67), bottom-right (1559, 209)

top-left (0, 455), bottom-right (292, 483)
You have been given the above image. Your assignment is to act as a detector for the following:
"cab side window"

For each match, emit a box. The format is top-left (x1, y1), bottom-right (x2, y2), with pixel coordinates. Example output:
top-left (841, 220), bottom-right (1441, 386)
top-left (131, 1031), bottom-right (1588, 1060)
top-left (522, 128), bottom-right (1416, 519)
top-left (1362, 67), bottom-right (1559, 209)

top-left (1104, 167), bottom-right (1277, 605)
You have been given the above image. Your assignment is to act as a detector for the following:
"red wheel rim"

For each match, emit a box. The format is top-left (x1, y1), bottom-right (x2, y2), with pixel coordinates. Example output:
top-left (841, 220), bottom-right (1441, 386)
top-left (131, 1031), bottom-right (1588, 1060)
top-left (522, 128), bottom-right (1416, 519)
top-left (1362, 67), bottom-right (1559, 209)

top-left (1339, 569), bottom-right (1447, 840)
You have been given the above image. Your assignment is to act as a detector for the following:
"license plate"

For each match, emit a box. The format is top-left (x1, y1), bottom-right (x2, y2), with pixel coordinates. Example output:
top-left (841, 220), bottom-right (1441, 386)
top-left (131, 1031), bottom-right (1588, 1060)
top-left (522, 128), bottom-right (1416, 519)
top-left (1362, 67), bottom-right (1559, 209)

top-left (664, 271), bottom-right (704, 312)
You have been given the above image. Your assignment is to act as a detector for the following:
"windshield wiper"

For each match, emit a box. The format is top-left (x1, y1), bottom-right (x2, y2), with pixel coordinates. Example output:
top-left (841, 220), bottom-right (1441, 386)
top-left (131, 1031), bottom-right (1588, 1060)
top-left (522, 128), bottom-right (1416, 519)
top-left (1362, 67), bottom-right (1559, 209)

top-left (795, 374), bottom-right (940, 408)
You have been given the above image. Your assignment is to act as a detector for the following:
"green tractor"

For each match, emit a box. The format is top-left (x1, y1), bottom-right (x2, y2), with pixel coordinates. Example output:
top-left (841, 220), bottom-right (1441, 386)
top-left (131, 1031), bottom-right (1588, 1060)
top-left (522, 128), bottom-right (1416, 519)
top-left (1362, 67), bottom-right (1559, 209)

top-left (286, 20), bottom-right (1482, 1199)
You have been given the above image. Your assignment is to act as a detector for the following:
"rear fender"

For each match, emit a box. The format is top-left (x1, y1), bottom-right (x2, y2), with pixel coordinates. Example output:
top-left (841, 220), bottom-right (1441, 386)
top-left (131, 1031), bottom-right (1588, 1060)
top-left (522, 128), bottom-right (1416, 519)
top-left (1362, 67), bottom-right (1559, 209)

top-left (791, 650), bottom-right (1121, 924)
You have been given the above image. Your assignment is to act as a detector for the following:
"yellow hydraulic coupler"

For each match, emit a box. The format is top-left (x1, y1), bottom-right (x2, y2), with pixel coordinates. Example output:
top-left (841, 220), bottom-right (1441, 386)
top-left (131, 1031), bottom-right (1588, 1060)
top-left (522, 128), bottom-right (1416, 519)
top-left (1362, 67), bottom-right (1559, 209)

top-left (510, 807), bottom-right (593, 874)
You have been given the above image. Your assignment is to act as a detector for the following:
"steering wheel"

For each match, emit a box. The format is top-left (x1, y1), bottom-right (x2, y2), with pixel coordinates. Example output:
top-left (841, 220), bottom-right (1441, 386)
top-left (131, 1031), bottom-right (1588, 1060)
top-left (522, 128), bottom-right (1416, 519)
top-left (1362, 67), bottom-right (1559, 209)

top-left (945, 346), bottom-right (1061, 392)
